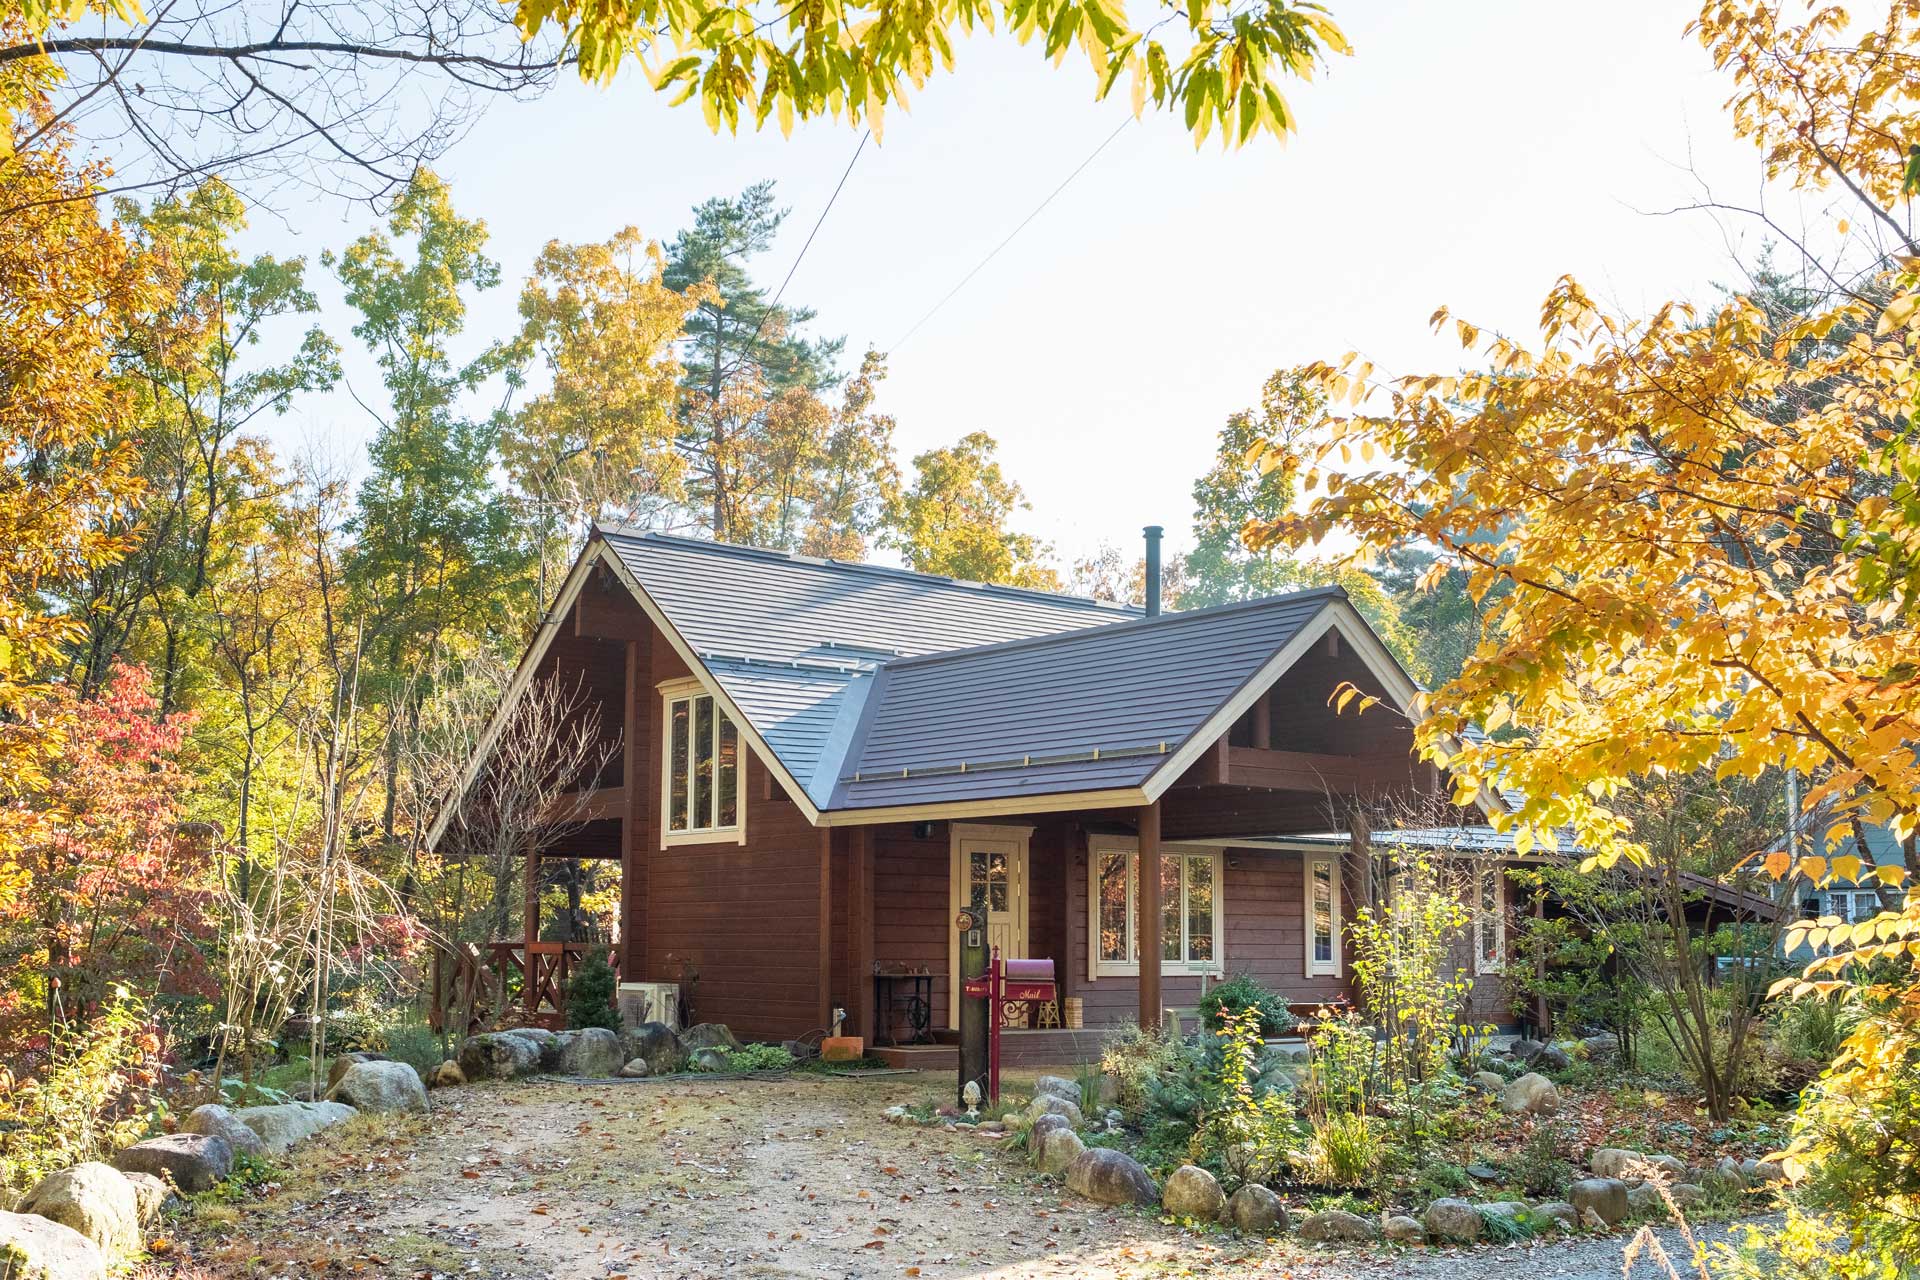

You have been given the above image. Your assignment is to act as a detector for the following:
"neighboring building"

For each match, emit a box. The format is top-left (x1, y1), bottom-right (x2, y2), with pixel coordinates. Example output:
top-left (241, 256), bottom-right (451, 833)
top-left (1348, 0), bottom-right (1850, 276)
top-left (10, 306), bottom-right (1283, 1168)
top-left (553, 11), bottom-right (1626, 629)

top-left (430, 526), bottom-right (1523, 1052)
top-left (1782, 816), bottom-right (1910, 959)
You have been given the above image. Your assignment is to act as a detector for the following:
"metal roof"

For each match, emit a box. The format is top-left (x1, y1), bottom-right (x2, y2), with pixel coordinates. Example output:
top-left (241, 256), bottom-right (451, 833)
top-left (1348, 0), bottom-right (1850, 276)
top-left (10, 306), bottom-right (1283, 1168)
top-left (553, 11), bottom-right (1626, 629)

top-left (828, 590), bottom-right (1343, 810)
top-left (599, 529), bottom-right (1139, 803)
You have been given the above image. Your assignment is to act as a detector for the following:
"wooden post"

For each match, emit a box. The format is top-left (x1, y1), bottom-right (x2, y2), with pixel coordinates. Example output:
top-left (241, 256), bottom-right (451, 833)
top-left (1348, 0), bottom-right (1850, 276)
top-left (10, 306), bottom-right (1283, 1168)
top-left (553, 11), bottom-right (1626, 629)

top-left (848, 826), bottom-right (875, 1041)
top-left (1138, 800), bottom-right (1162, 1033)
top-left (1345, 803), bottom-right (1374, 929)
top-left (620, 638), bottom-right (640, 982)
top-left (522, 846), bottom-right (541, 1012)
top-left (1252, 691), bottom-right (1272, 751)
top-left (818, 826), bottom-right (834, 1034)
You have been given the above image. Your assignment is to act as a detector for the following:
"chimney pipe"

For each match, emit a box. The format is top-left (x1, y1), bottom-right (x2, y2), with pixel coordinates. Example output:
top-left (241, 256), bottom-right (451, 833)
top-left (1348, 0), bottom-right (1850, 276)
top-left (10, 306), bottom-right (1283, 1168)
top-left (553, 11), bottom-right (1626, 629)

top-left (1143, 525), bottom-right (1163, 617)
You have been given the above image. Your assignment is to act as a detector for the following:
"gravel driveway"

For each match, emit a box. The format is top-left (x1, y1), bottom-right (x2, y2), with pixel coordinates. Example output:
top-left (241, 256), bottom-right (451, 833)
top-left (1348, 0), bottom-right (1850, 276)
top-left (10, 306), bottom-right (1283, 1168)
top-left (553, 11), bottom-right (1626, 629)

top-left (152, 1073), bottom-right (1756, 1280)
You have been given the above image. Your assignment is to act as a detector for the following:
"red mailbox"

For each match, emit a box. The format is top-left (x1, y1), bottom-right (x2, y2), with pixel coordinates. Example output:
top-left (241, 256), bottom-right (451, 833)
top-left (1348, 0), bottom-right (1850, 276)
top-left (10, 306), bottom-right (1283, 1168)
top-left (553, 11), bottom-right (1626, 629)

top-left (960, 948), bottom-right (1056, 1102)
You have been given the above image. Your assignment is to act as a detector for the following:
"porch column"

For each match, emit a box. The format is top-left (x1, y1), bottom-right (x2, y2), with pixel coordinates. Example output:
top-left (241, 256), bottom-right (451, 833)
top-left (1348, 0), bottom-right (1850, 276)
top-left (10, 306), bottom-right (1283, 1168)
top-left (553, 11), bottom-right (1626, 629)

top-left (1137, 800), bottom-right (1162, 1032)
top-left (522, 846), bottom-right (541, 1012)
top-left (848, 826), bottom-right (875, 1040)
top-left (818, 827), bottom-right (834, 1033)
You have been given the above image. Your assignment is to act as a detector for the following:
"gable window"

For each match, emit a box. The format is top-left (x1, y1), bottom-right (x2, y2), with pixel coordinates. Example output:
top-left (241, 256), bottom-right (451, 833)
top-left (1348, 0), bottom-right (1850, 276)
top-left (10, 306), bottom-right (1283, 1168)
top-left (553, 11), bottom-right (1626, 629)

top-left (1088, 836), bottom-right (1223, 977)
top-left (1305, 856), bottom-right (1340, 977)
top-left (659, 679), bottom-right (743, 846)
top-left (1473, 863), bottom-right (1505, 975)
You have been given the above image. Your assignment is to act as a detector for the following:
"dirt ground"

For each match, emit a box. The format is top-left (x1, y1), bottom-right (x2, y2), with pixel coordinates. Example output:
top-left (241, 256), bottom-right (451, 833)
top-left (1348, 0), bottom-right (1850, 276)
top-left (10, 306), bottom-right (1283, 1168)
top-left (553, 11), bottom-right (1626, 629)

top-left (146, 1072), bottom-right (1754, 1280)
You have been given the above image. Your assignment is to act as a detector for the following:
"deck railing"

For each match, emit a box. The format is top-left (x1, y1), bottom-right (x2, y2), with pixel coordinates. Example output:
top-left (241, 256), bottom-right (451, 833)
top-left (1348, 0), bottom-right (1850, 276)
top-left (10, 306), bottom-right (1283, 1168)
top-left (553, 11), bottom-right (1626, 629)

top-left (428, 940), bottom-right (620, 1033)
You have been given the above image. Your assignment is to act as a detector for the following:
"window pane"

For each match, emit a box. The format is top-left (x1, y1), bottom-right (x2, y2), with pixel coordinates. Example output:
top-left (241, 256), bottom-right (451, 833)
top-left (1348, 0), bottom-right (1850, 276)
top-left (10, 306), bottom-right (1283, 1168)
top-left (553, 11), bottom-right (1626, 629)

top-left (1479, 869), bottom-right (1499, 962)
top-left (1162, 855), bottom-right (1181, 962)
top-left (1187, 856), bottom-right (1214, 963)
top-left (717, 713), bottom-right (738, 827)
top-left (1098, 852), bottom-right (1128, 962)
top-left (1312, 860), bottom-right (1333, 965)
top-left (970, 850), bottom-right (990, 915)
top-left (989, 850), bottom-right (1009, 913)
top-left (668, 698), bottom-right (690, 832)
top-left (694, 696), bottom-right (715, 829)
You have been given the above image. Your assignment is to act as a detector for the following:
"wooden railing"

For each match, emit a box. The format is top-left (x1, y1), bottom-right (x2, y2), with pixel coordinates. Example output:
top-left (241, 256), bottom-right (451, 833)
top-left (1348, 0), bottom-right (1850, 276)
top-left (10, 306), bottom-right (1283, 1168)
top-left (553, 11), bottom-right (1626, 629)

top-left (428, 940), bottom-right (620, 1033)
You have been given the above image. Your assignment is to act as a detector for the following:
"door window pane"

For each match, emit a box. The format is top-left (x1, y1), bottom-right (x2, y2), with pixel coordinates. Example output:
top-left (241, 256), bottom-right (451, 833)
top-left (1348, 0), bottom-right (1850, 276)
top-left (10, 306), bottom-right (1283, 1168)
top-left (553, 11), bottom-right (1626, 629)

top-left (970, 850), bottom-right (990, 915)
top-left (989, 851), bottom-right (1009, 913)
top-left (1098, 852), bottom-right (1128, 962)
top-left (1312, 860), bottom-right (1333, 965)
top-left (1187, 855), bottom-right (1215, 962)
top-left (668, 698), bottom-right (690, 832)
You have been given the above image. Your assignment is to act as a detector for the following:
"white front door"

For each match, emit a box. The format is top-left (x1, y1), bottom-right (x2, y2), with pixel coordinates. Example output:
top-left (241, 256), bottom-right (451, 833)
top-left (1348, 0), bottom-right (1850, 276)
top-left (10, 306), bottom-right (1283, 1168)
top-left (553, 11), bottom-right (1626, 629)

top-left (949, 824), bottom-right (1031, 1026)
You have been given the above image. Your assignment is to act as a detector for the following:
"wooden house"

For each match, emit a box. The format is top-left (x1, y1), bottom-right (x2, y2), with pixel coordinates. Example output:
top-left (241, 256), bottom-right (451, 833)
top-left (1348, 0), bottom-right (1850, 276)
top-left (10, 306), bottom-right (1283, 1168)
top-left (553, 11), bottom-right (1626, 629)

top-left (429, 526), bottom-right (1520, 1059)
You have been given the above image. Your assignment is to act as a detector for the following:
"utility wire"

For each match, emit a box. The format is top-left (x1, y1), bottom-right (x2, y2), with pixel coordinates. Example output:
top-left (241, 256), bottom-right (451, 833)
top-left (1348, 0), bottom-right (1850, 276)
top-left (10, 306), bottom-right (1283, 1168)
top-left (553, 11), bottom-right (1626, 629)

top-left (889, 117), bottom-right (1134, 354)
top-left (770, 128), bottom-right (870, 312)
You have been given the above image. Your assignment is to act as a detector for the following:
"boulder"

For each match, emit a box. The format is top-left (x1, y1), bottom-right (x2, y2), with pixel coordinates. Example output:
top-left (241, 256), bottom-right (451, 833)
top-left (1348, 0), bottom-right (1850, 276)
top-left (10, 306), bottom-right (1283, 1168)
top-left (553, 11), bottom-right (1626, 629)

top-left (1225, 1184), bottom-right (1288, 1235)
top-left (689, 1046), bottom-right (730, 1072)
top-left (623, 1022), bottom-right (688, 1076)
top-left (0, 1210), bottom-right (105, 1280)
top-left (1500, 1072), bottom-right (1561, 1116)
top-left (1063, 1147), bottom-right (1158, 1206)
top-left (1027, 1113), bottom-right (1071, 1151)
top-left (1670, 1182), bottom-right (1706, 1207)
top-left (1297, 1210), bottom-right (1376, 1242)
top-left (1579, 1205), bottom-right (1609, 1232)
top-left (430, 1060), bottom-right (466, 1089)
top-left (1508, 1038), bottom-right (1547, 1064)
top-left (1536, 1043), bottom-right (1574, 1071)
top-left (120, 1172), bottom-right (172, 1225)
top-left (555, 1027), bottom-right (625, 1077)
top-left (1025, 1093), bottom-right (1084, 1128)
top-left (1580, 1032), bottom-right (1620, 1063)
top-left (618, 1058), bottom-right (651, 1079)
top-left (1160, 1165), bottom-right (1224, 1220)
top-left (1647, 1153), bottom-right (1688, 1179)
top-left (1035, 1128), bottom-right (1085, 1176)
top-left (326, 1051), bottom-right (387, 1090)
top-left (1568, 1177), bottom-right (1630, 1227)
top-left (1470, 1070), bottom-right (1506, 1094)
top-left (113, 1133), bottom-right (232, 1193)
top-left (1746, 1157), bottom-right (1789, 1185)
top-left (1479, 1200), bottom-right (1528, 1228)
top-left (507, 1026), bottom-right (562, 1069)
top-left (1383, 1214), bottom-right (1427, 1244)
top-left (1627, 1182), bottom-right (1664, 1217)
top-left (1422, 1197), bottom-right (1483, 1244)
top-left (1589, 1148), bottom-right (1649, 1180)
top-left (1535, 1200), bottom-right (1578, 1233)
top-left (458, 1031), bottom-right (543, 1081)
top-left (235, 1101), bottom-right (356, 1156)
top-left (327, 1059), bottom-right (428, 1113)
top-left (681, 1023), bottom-right (742, 1053)
top-left (1033, 1074), bottom-right (1082, 1106)
top-left (1222, 1140), bottom-right (1281, 1185)
top-left (15, 1163), bottom-right (140, 1260)
top-left (183, 1103), bottom-right (266, 1159)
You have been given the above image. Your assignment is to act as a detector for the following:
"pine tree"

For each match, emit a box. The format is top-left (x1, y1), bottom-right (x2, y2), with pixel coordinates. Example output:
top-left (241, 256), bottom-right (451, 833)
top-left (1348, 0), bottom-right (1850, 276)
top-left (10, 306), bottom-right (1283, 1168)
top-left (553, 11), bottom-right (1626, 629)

top-left (566, 950), bottom-right (621, 1033)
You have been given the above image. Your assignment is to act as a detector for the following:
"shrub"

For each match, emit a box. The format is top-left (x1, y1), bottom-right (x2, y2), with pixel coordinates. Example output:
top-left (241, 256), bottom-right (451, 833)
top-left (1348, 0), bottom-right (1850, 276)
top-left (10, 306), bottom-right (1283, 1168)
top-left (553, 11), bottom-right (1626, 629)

top-left (1513, 1118), bottom-right (1573, 1196)
top-left (723, 1043), bottom-right (795, 1072)
top-left (1198, 973), bottom-right (1296, 1039)
top-left (1196, 1005), bottom-right (1299, 1185)
top-left (565, 950), bottom-right (621, 1033)
top-left (1310, 1112), bottom-right (1380, 1187)
top-left (0, 988), bottom-right (163, 1199)
top-left (1099, 1021), bottom-right (1181, 1121)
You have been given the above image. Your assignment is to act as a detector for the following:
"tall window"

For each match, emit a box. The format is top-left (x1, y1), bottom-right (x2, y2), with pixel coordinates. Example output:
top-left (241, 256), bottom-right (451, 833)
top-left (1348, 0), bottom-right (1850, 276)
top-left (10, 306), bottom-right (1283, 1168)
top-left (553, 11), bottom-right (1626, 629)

top-left (1305, 856), bottom-right (1340, 977)
top-left (1474, 864), bottom-right (1505, 974)
top-left (1089, 838), bottom-right (1222, 976)
top-left (660, 681), bottom-right (742, 845)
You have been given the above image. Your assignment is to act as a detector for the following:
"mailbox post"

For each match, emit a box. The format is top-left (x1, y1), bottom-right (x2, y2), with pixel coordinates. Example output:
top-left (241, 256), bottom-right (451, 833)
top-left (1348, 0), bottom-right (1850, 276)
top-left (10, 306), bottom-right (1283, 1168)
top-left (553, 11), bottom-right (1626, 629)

top-left (956, 910), bottom-right (988, 1109)
top-left (960, 948), bottom-right (1058, 1104)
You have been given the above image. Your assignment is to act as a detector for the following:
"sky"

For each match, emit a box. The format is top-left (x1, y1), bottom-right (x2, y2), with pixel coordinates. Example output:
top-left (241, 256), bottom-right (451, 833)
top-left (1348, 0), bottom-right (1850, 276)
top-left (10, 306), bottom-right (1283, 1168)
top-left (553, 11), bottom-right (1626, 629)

top-left (251, 0), bottom-right (1818, 571)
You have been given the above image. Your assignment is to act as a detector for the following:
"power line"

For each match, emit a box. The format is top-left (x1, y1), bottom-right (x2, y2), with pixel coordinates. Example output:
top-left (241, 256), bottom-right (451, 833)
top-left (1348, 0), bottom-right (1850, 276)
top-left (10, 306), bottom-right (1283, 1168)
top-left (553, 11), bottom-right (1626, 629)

top-left (889, 117), bottom-right (1134, 353)
top-left (770, 128), bottom-right (870, 311)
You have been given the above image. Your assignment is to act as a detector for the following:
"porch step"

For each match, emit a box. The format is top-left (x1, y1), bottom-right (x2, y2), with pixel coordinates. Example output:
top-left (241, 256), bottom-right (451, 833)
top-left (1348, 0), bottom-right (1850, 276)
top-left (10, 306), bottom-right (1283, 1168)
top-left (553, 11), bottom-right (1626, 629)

top-left (872, 1029), bottom-right (1108, 1071)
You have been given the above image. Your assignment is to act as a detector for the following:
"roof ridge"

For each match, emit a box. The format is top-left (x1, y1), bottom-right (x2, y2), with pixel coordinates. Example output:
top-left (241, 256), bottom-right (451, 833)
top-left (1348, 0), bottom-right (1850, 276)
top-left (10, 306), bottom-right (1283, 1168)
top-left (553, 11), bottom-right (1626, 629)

top-left (594, 524), bottom-right (1140, 616)
top-left (874, 586), bottom-right (1347, 673)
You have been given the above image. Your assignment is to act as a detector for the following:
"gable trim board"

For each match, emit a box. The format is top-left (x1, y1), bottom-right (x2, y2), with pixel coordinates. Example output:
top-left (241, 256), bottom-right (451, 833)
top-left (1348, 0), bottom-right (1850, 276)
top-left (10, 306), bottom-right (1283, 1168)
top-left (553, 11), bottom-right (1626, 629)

top-left (429, 532), bottom-right (1491, 847)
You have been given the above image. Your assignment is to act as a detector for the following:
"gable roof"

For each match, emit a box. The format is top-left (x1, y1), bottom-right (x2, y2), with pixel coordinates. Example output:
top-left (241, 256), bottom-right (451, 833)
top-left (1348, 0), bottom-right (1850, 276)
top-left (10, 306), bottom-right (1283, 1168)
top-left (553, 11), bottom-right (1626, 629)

top-left (433, 526), bottom-right (1470, 843)
top-left (829, 590), bottom-right (1343, 810)
top-left (598, 529), bottom-right (1138, 802)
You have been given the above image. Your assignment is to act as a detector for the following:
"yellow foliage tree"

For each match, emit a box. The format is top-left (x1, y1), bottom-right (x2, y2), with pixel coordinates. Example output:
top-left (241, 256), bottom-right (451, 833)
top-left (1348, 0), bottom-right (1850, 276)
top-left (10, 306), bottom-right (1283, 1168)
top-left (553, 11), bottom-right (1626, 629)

top-left (1248, 2), bottom-right (1920, 1264)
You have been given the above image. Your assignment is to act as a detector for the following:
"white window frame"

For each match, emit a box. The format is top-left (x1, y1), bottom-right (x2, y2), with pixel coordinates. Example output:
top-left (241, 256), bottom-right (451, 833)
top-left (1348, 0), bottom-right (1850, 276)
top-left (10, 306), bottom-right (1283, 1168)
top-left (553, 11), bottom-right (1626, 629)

top-left (1304, 855), bottom-right (1342, 978)
top-left (1473, 863), bottom-right (1506, 975)
top-left (657, 677), bottom-right (746, 848)
top-left (1086, 834), bottom-right (1225, 980)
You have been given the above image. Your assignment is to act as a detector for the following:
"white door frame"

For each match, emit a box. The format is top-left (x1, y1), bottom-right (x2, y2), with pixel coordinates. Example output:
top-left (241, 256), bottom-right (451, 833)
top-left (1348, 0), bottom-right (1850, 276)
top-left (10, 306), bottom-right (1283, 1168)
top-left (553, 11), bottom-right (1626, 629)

top-left (948, 822), bottom-right (1033, 1030)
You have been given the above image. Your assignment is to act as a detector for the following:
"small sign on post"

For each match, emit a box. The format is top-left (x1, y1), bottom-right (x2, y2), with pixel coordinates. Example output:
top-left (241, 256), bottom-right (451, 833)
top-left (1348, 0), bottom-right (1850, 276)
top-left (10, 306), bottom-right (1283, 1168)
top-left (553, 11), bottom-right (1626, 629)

top-left (956, 910), bottom-right (987, 1109)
